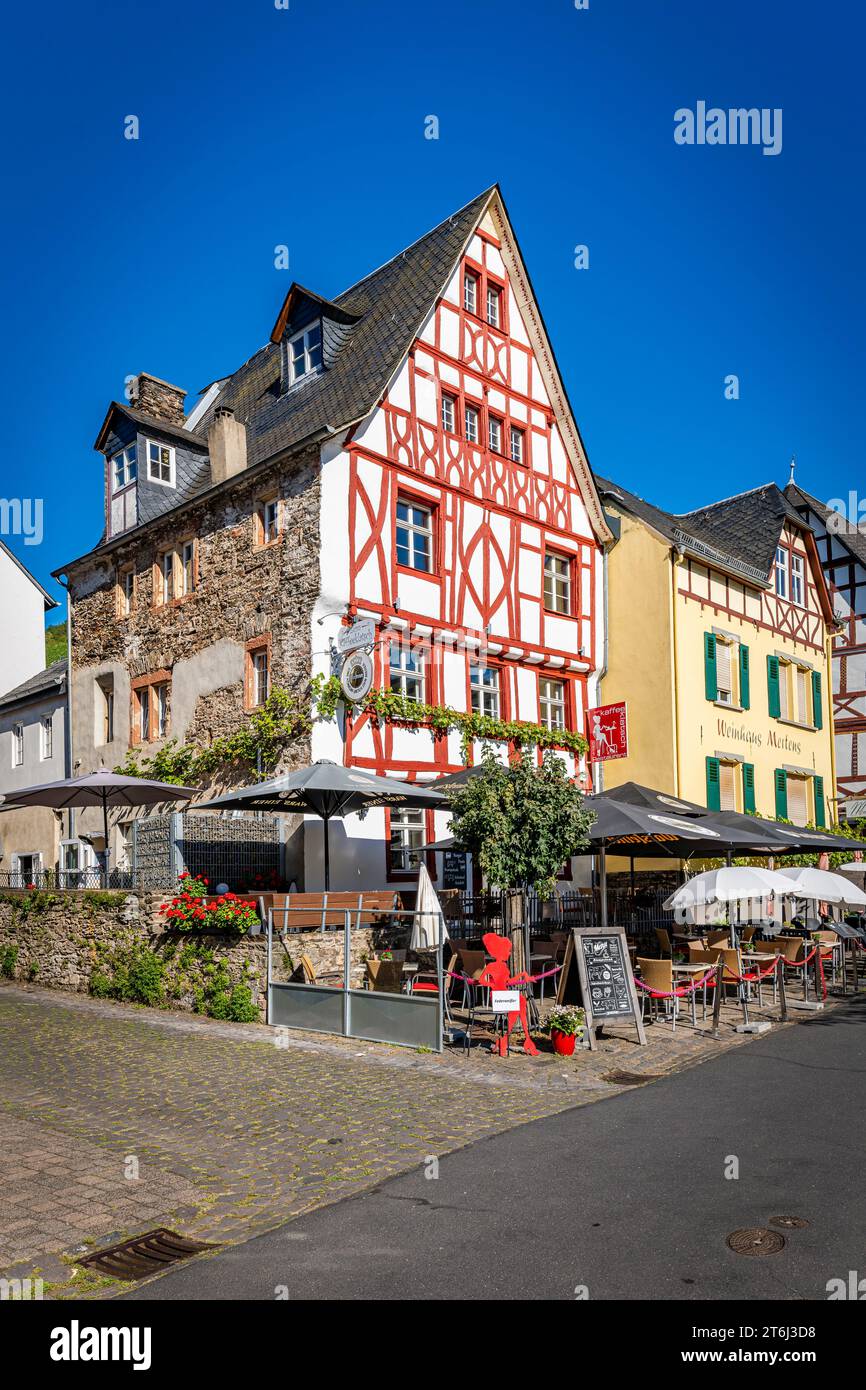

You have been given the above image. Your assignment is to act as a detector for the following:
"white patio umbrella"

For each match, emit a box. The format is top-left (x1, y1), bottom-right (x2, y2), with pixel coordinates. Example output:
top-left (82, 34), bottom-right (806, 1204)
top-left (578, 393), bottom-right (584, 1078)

top-left (410, 861), bottom-right (449, 950)
top-left (836, 860), bottom-right (866, 875)
top-left (775, 866), bottom-right (866, 908)
top-left (664, 866), bottom-right (793, 944)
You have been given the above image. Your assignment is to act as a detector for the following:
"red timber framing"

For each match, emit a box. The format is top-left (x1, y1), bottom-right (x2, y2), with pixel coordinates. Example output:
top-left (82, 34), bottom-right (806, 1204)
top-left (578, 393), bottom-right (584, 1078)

top-left (343, 219), bottom-right (601, 787)
top-left (788, 495), bottom-right (866, 808)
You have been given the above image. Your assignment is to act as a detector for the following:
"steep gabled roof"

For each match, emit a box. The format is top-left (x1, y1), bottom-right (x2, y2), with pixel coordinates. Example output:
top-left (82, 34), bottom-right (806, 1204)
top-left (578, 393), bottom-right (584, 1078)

top-left (93, 402), bottom-right (208, 454)
top-left (0, 658), bottom-right (66, 709)
top-left (596, 476), bottom-right (825, 594)
top-left (785, 481), bottom-right (866, 570)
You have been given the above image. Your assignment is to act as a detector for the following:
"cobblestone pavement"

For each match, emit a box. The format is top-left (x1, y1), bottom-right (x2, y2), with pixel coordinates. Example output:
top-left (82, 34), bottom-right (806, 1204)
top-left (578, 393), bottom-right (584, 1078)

top-left (0, 981), bottom-right (826, 1294)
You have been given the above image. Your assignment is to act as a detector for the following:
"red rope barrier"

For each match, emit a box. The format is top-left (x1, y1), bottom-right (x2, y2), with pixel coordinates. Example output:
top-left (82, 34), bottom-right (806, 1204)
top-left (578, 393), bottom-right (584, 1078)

top-left (633, 968), bottom-right (717, 1000)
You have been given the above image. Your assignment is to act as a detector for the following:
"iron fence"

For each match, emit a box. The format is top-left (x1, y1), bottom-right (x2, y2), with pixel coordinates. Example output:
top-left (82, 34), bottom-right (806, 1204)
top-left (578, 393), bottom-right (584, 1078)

top-left (0, 869), bottom-right (134, 891)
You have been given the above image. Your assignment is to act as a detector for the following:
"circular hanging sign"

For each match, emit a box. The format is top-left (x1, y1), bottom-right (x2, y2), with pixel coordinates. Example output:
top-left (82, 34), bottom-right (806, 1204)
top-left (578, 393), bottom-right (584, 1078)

top-left (340, 650), bottom-right (374, 703)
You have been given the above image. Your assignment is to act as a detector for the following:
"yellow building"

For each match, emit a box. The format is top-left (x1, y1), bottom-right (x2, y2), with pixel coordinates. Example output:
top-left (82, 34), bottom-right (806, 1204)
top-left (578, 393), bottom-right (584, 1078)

top-left (596, 479), bottom-right (837, 828)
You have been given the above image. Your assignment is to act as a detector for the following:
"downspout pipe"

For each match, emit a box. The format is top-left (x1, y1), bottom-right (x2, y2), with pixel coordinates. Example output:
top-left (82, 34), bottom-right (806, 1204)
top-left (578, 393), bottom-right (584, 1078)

top-left (56, 574), bottom-right (75, 842)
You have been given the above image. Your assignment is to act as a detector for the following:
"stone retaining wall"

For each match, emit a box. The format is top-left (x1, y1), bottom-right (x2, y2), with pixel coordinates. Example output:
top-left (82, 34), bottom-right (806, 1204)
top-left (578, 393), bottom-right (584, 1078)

top-left (0, 891), bottom-right (414, 1021)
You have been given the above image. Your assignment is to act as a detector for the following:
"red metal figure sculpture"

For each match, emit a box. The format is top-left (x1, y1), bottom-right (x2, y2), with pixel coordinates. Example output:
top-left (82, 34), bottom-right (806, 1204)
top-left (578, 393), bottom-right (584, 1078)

top-left (477, 931), bottom-right (539, 1056)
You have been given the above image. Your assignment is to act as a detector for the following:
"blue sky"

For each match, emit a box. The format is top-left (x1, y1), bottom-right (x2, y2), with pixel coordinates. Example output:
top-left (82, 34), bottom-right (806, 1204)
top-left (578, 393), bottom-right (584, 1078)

top-left (1, 0), bottom-right (862, 622)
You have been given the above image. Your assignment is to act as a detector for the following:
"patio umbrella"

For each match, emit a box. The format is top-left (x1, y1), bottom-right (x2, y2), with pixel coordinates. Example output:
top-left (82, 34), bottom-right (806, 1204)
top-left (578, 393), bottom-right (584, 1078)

top-left (0, 768), bottom-right (198, 887)
top-left (837, 860), bottom-right (866, 874)
top-left (410, 861), bottom-right (448, 949)
top-left (664, 865), bottom-right (794, 944)
top-left (775, 866), bottom-right (866, 908)
top-left (196, 760), bottom-right (444, 890)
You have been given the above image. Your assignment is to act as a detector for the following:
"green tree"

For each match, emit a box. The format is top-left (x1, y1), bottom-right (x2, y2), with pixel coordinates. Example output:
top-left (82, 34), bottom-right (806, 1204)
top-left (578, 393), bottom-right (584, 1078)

top-left (447, 749), bottom-right (594, 897)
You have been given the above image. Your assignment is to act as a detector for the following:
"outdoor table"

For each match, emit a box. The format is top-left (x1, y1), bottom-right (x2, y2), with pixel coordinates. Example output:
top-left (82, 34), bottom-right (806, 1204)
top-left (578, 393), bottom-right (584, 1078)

top-left (671, 961), bottom-right (708, 1025)
top-left (741, 950), bottom-right (780, 1005)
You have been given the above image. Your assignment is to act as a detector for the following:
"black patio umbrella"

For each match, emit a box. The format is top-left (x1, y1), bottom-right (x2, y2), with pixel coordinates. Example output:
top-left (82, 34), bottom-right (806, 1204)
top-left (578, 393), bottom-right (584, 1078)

top-left (0, 768), bottom-right (199, 887)
top-left (196, 760), bottom-right (445, 890)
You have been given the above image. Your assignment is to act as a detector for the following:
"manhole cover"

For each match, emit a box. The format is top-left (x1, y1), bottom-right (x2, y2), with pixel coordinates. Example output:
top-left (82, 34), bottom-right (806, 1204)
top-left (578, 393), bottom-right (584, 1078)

top-left (601, 1070), bottom-right (663, 1086)
top-left (726, 1228), bottom-right (786, 1256)
top-left (769, 1215), bottom-right (809, 1230)
top-left (79, 1228), bottom-right (217, 1281)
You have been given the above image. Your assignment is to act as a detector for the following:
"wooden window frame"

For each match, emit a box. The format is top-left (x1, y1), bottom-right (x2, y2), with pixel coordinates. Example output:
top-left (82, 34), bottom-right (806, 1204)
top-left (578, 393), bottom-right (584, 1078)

top-left (153, 539), bottom-right (198, 608)
top-left (111, 444), bottom-right (137, 494)
top-left (469, 658), bottom-right (504, 720)
top-left (254, 495), bottom-right (282, 549)
top-left (145, 439), bottom-right (176, 488)
top-left (441, 391), bottom-right (457, 435)
top-left (130, 670), bottom-right (171, 745)
top-left (543, 548), bottom-right (575, 616)
top-left (116, 565), bottom-right (136, 618)
top-left (395, 492), bottom-right (437, 577)
top-left (538, 674), bottom-right (570, 732)
top-left (244, 635), bottom-right (272, 710)
top-left (388, 637), bottom-right (427, 704)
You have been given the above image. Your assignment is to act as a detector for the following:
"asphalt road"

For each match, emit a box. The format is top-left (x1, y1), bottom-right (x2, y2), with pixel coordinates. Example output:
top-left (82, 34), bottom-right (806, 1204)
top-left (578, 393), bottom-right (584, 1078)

top-left (125, 997), bottom-right (866, 1301)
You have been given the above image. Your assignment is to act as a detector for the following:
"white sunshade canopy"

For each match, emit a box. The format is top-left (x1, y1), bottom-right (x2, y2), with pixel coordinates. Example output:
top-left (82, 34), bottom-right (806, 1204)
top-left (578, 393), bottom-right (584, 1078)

top-left (836, 860), bottom-right (866, 875)
top-left (775, 866), bottom-right (866, 907)
top-left (410, 862), bottom-right (449, 950)
top-left (663, 866), bottom-right (794, 914)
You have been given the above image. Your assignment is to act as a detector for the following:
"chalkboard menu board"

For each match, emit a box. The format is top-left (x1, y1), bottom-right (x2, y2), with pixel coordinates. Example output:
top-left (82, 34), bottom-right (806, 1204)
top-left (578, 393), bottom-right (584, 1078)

top-left (442, 851), bottom-right (468, 890)
top-left (556, 927), bottom-right (646, 1049)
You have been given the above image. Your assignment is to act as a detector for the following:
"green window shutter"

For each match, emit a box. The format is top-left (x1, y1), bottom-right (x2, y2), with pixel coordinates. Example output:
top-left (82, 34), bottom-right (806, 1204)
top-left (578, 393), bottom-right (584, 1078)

top-left (743, 762), bottom-right (756, 814)
top-left (813, 775), bottom-right (826, 828)
top-left (706, 756), bottom-right (721, 811)
top-left (767, 655), bottom-right (781, 718)
top-left (811, 671), bottom-right (823, 729)
top-left (704, 633), bottom-right (717, 701)
top-left (739, 643), bottom-right (751, 709)
top-left (774, 768), bottom-right (788, 820)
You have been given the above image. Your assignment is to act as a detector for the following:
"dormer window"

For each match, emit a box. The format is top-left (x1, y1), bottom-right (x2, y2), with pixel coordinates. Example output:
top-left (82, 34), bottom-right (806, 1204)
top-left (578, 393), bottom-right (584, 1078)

top-left (147, 440), bottom-right (175, 487)
top-left (111, 445), bottom-right (137, 493)
top-left (289, 322), bottom-right (323, 384)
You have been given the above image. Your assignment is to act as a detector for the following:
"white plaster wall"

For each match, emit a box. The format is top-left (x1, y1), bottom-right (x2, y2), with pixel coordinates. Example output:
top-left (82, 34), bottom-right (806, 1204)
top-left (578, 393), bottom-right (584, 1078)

top-left (0, 551), bottom-right (48, 697)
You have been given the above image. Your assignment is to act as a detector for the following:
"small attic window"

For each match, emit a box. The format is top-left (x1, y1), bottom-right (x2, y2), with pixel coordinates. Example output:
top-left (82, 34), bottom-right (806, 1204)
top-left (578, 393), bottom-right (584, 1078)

top-left (147, 440), bottom-right (176, 488)
top-left (111, 445), bottom-right (137, 493)
top-left (288, 322), bottom-right (323, 384)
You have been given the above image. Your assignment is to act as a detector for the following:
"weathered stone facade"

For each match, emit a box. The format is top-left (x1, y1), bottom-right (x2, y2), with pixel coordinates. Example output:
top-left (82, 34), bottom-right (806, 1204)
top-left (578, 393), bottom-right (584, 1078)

top-left (66, 445), bottom-right (322, 790)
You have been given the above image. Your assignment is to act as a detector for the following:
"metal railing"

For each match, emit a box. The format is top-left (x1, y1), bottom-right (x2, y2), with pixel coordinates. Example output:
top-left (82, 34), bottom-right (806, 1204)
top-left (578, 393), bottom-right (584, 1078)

top-left (0, 869), bottom-right (135, 891)
top-left (267, 905), bottom-right (445, 1052)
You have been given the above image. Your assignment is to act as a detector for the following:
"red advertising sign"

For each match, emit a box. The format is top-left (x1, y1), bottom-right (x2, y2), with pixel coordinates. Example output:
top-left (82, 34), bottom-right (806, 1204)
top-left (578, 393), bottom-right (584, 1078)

top-left (588, 702), bottom-right (628, 762)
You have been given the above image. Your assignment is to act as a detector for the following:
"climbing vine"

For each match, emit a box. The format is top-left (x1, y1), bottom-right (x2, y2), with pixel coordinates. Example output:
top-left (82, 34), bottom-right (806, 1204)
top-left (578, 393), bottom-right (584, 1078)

top-left (116, 676), bottom-right (587, 786)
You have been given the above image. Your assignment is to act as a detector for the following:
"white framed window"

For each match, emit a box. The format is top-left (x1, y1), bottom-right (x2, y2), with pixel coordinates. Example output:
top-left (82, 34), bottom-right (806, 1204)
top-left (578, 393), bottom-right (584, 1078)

top-left (117, 822), bottom-right (134, 872)
top-left (288, 322), bottom-right (323, 383)
top-left (715, 638), bottom-right (736, 706)
top-left (791, 553), bottom-right (804, 606)
top-left (463, 270), bottom-right (478, 315)
top-left (396, 497), bottom-right (433, 573)
top-left (252, 648), bottom-right (269, 706)
top-left (509, 425), bottom-right (525, 464)
top-left (543, 551), bottom-right (572, 614)
top-left (775, 545), bottom-right (789, 599)
top-left (13, 851), bottom-right (42, 887)
top-left (40, 715), bottom-right (53, 760)
top-left (539, 677), bottom-right (567, 730)
top-left (486, 283), bottom-right (502, 328)
top-left (389, 644), bottom-right (425, 702)
top-left (441, 393), bottom-right (456, 434)
top-left (464, 404), bottom-right (479, 444)
top-left (488, 416), bottom-right (503, 454)
top-left (12, 722), bottom-right (24, 767)
top-left (147, 440), bottom-right (175, 487)
top-left (181, 540), bottom-right (195, 596)
top-left (389, 807), bottom-right (426, 873)
top-left (111, 444), bottom-right (137, 492)
top-left (470, 662), bottom-right (500, 718)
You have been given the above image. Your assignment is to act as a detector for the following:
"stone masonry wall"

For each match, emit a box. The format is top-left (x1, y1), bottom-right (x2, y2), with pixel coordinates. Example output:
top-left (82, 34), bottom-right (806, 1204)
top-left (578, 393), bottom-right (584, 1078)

top-left (0, 892), bottom-right (413, 1021)
top-left (67, 445), bottom-right (322, 782)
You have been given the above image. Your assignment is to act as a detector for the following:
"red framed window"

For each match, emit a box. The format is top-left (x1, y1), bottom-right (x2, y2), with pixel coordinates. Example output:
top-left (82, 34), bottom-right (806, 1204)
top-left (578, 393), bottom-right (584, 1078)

top-left (396, 495), bottom-right (434, 573)
top-left (488, 415), bottom-right (503, 454)
top-left (441, 392), bottom-right (457, 434)
top-left (543, 549), bottom-right (574, 615)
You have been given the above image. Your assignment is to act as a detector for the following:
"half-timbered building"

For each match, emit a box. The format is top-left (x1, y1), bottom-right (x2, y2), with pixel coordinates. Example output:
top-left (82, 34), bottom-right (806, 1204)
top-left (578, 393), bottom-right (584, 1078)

top-left (596, 479), bottom-right (838, 832)
top-left (56, 187), bottom-right (610, 891)
top-left (786, 481), bottom-right (866, 819)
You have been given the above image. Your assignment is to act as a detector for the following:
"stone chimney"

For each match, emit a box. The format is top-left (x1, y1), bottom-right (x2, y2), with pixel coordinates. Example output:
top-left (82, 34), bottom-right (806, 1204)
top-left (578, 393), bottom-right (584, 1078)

top-left (131, 372), bottom-right (187, 425)
top-left (207, 407), bottom-right (248, 484)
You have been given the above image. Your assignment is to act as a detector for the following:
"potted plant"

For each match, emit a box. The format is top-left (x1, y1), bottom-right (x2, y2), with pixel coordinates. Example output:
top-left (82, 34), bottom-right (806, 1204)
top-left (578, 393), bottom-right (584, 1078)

top-left (542, 1004), bottom-right (585, 1056)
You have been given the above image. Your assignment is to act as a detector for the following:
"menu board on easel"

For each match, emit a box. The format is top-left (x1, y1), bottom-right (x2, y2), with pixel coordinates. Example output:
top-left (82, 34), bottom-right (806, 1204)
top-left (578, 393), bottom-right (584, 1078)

top-left (556, 927), bottom-right (646, 1049)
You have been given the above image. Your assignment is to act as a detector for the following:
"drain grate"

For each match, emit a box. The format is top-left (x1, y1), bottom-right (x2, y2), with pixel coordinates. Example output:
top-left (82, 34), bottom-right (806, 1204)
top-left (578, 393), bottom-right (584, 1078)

top-left (726, 1228), bottom-right (786, 1256)
top-left (79, 1228), bottom-right (217, 1281)
top-left (601, 1070), bottom-right (663, 1086)
top-left (769, 1215), bottom-right (809, 1230)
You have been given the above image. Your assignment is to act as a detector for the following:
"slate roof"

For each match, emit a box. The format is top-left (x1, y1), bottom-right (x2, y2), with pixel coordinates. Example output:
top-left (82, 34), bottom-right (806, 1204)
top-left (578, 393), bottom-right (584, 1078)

top-left (194, 187), bottom-right (496, 472)
top-left (596, 475), bottom-right (811, 585)
top-left (785, 481), bottom-right (866, 570)
top-left (93, 403), bottom-right (208, 454)
top-left (0, 658), bottom-right (67, 710)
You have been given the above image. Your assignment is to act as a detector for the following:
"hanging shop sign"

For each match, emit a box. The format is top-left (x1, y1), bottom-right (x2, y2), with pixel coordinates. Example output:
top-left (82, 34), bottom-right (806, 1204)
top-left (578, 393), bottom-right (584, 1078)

top-left (339, 650), bottom-right (374, 702)
top-left (337, 618), bottom-right (377, 655)
top-left (588, 702), bottom-right (628, 762)
top-left (556, 926), bottom-right (646, 1049)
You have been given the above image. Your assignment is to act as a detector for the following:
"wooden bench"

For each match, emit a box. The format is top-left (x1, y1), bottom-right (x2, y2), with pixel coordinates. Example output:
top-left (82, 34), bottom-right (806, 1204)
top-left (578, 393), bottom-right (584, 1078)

top-left (258, 890), bottom-right (403, 931)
